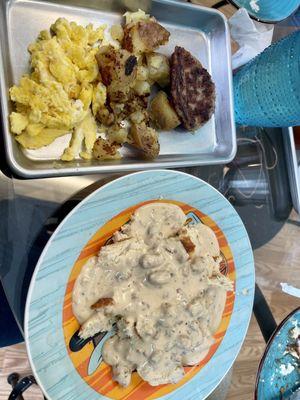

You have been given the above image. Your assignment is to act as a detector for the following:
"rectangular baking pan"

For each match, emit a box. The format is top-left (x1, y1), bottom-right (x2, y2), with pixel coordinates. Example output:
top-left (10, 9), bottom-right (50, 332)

top-left (0, 0), bottom-right (236, 178)
top-left (283, 127), bottom-right (300, 214)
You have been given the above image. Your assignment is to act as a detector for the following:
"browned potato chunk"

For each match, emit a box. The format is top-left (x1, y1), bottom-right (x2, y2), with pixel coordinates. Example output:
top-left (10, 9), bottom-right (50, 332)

top-left (130, 122), bottom-right (160, 159)
top-left (96, 46), bottom-right (137, 102)
top-left (150, 91), bottom-right (180, 130)
top-left (107, 124), bottom-right (128, 144)
top-left (133, 80), bottom-right (151, 96)
top-left (129, 109), bottom-right (148, 124)
top-left (123, 20), bottom-right (170, 54)
top-left (146, 53), bottom-right (170, 87)
top-left (124, 93), bottom-right (149, 117)
top-left (93, 137), bottom-right (121, 160)
top-left (110, 25), bottom-right (124, 42)
top-left (96, 107), bottom-right (115, 126)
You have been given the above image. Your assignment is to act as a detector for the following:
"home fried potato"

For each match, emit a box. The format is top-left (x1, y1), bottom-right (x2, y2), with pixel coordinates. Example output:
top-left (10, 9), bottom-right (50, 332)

top-left (150, 91), bottom-right (180, 130)
top-left (96, 46), bottom-right (137, 102)
top-left (133, 80), bottom-right (151, 96)
top-left (123, 19), bottom-right (170, 54)
top-left (110, 24), bottom-right (124, 42)
top-left (130, 122), bottom-right (159, 159)
top-left (108, 123), bottom-right (129, 144)
top-left (93, 137), bottom-right (121, 160)
top-left (146, 53), bottom-right (170, 87)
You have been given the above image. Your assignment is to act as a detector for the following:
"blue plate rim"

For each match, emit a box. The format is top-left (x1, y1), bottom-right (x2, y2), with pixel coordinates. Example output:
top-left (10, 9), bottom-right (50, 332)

top-left (229, 0), bottom-right (299, 23)
top-left (255, 306), bottom-right (300, 399)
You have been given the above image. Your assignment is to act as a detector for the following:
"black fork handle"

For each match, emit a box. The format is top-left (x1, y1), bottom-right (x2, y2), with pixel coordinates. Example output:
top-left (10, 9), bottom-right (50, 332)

top-left (7, 374), bottom-right (47, 400)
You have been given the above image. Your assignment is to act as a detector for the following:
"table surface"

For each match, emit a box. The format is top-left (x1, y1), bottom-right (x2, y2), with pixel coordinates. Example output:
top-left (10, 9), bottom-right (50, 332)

top-left (0, 4), bottom-right (299, 400)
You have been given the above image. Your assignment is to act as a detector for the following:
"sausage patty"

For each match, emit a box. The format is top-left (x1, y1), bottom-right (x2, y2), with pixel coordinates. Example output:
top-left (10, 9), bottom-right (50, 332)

top-left (170, 46), bottom-right (215, 131)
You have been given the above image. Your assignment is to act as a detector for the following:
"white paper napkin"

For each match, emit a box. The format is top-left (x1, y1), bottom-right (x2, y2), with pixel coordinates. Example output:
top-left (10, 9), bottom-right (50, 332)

top-left (229, 8), bottom-right (274, 69)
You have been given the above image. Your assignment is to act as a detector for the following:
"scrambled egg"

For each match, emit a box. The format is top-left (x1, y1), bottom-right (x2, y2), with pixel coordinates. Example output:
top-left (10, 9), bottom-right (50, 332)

top-left (61, 110), bottom-right (97, 161)
top-left (91, 82), bottom-right (107, 116)
top-left (9, 18), bottom-right (105, 159)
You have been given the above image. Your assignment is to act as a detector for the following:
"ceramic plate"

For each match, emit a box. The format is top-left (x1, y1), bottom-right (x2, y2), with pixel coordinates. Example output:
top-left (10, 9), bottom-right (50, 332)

top-left (230, 0), bottom-right (299, 23)
top-left (255, 307), bottom-right (300, 399)
top-left (25, 170), bottom-right (255, 400)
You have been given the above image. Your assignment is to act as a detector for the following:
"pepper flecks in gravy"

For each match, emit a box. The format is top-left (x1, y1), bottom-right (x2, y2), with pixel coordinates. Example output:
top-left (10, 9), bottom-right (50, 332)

top-left (72, 203), bottom-right (233, 387)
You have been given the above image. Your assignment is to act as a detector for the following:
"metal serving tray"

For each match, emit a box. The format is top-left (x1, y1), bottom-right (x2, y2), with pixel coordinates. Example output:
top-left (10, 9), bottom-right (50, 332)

top-left (0, 0), bottom-right (235, 178)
